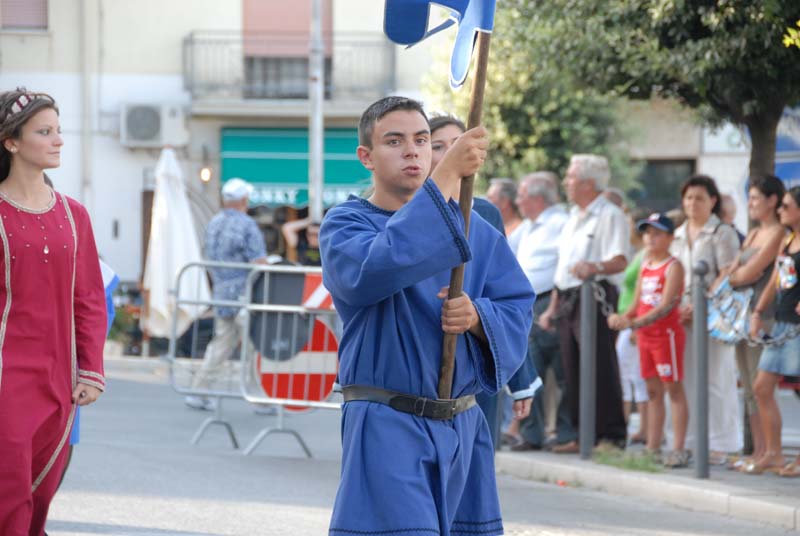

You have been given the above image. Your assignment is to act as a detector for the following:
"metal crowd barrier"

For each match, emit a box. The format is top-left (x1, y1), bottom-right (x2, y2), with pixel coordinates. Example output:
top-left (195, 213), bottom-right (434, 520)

top-left (238, 264), bottom-right (340, 456)
top-left (164, 260), bottom-right (341, 457)
top-left (692, 261), bottom-right (710, 478)
top-left (578, 278), bottom-right (597, 460)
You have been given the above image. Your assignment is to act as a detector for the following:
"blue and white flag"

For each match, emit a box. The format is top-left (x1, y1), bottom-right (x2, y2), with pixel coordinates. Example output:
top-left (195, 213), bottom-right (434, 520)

top-left (384, 0), bottom-right (496, 88)
top-left (100, 259), bottom-right (119, 332)
top-left (71, 259), bottom-right (119, 446)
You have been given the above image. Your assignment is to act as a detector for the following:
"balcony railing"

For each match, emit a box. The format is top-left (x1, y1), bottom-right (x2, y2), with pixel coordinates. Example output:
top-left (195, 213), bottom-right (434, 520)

top-left (183, 31), bottom-right (396, 101)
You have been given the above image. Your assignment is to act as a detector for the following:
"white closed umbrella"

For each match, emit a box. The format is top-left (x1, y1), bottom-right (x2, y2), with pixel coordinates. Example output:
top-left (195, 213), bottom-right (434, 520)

top-left (141, 147), bottom-right (211, 338)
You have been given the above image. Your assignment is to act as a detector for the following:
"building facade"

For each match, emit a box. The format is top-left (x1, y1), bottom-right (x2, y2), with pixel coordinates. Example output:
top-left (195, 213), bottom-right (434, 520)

top-left (0, 0), bottom-right (437, 281)
top-left (627, 99), bottom-right (800, 230)
top-left (4, 1), bottom-right (794, 280)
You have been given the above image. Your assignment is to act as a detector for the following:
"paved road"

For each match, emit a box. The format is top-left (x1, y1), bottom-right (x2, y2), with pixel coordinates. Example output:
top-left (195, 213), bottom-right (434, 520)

top-left (47, 359), bottom-right (796, 536)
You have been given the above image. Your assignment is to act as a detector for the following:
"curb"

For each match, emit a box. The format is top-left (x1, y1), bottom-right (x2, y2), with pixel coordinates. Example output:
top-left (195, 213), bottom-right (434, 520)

top-left (104, 355), bottom-right (169, 376)
top-left (496, 452), bottom-right (799, 532)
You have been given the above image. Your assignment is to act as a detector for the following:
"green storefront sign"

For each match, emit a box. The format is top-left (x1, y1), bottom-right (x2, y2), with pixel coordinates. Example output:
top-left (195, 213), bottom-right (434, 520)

top-left (221, 127), bottom-right (372, 207)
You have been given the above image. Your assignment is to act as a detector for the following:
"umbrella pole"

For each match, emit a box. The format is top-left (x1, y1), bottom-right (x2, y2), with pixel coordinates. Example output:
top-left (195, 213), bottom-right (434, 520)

top-left (438, 31), bottom-right (492, 400)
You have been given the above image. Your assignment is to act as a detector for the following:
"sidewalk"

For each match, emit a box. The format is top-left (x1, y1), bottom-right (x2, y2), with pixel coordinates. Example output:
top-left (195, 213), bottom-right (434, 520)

top-left (496, 449), bottom-right (800, 532)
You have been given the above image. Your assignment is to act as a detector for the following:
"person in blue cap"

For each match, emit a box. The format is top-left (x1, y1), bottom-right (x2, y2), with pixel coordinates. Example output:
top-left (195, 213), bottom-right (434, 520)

top-left (608, 212), bottom-right (690, 468)
top-left (320, 96), bottom-right (534, 536)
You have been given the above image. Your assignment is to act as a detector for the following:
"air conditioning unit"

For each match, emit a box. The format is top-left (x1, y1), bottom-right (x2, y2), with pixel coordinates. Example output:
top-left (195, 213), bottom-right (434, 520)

top-left (120, 103), bottom-right (189, 148)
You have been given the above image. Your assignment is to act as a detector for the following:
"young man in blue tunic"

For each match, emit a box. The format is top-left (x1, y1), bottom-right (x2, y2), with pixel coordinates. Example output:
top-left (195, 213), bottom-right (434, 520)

top-left (320, 96), bottom-right (535, 536)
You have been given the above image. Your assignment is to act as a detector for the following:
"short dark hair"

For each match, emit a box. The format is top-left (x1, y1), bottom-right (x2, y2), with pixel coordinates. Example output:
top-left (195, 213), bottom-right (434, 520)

top-left (358, 96), bottom-right (427, 148)
top-left (749, 174), bottom-right (785, 217)
top-left (680, 174), bottom-right (722, 216)
top-left (428, 115), bottom-right (465, 136)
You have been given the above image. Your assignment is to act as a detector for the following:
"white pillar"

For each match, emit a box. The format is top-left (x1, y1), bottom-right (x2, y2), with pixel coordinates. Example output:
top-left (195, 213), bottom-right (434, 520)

top-left (308, 0), bottom-right (325, 222)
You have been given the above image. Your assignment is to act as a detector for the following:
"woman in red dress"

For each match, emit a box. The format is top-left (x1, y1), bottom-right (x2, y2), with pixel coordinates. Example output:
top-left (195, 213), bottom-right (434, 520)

top-left (0, 88), bottom-right (107, 535)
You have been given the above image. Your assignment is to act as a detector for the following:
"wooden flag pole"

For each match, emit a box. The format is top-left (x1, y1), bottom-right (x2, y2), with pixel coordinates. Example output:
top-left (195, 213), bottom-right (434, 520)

top-left (438, 31), bottom-right (492, 400)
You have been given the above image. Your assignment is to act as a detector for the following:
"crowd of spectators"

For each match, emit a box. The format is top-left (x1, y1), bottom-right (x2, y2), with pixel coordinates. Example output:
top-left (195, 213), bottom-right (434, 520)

top-left (483, 157), bottom-right (800, 475)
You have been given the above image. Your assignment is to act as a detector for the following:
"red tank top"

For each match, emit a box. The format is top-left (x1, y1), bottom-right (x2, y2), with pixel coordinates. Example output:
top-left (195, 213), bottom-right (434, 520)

top-left (635, 256), bottom-right (682, 336)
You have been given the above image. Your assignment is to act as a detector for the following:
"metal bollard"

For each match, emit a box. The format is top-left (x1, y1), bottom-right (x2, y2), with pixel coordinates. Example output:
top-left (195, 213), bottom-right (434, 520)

top-left (579, 277), bottom-right (597, 460)
top-left (693, 261), bottom-right (710, 478)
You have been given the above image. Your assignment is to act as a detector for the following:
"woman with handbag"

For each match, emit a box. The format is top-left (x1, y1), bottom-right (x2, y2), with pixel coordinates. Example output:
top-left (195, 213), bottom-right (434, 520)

top-left (670, 174), bottom-right (742, 463)
top-left (746, 187), bottom-right (800, 476)
top-left (713, 175), bottom-right (785, 468)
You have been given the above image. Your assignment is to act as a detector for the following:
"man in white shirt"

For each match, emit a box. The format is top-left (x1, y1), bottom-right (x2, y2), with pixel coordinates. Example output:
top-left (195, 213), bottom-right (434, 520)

top-left (487, 177), bottom-right (523, 237)
top-left (540, 154), bottom-right (629, 449)
top-left (509, 172), bottom-right (578, 452)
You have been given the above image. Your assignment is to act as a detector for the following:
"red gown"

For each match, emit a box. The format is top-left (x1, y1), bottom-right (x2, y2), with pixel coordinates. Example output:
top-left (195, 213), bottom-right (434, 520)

top-left (0, 191), bottom-right (106, 536)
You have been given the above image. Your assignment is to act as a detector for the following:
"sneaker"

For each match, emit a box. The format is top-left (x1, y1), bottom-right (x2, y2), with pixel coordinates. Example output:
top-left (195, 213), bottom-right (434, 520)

top-left (709, 451), bottom-right (729, 466)
top-left (596, 438), bottom-right (627, 452)
top-left (501, 432), bottom-right (522, 447)
top-left (628, 433), bottom-right (647, 446)
top-left (185, 395), bottom-right (215, 411)
top-left (552, 440), bottom-right (579, 454)
top-left (662, 449), bottom-right (691, 468)
top-left (641, 448), bottom-right (663, 464)
top-left (510, 440), bottom-right (542, 452)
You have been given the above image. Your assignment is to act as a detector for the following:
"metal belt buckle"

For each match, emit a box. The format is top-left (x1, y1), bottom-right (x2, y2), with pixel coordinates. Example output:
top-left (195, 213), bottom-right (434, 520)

top-left (433, 400), bottom-right (456, 420)
top-left (448, 401), bottom-right (457, 419)
top-left (413, 397), bottom-right (427, 417)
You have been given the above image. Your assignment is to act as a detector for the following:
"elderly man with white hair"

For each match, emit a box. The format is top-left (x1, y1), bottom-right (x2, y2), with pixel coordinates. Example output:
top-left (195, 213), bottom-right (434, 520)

top-left (507, 171), bottom-right (578, 452)
top-left (487, 177), bottom-right (524, 236)
top-left (186, 177), bottom-right (268, 411)
top-left (539, 154), bottom-right (629, 450)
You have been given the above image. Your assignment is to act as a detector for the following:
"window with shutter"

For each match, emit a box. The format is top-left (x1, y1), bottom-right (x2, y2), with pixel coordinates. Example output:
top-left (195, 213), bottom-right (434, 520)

top-left (1, 0), bottom-right (48, 30)
top-left (241, 0), bottom-right (332, 99)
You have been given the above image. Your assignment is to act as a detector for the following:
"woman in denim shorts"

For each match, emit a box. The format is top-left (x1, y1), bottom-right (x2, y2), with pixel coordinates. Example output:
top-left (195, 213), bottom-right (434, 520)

top-left (748, 187), bottom-right (800, 477)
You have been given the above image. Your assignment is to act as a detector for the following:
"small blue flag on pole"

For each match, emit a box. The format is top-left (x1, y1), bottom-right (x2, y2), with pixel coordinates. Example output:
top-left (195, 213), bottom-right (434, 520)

top-left (70, 259), bottom-right (118, 446)
top-left (384, 0), bottom-right (496, 89)
top-left (100, 259), bottom-right (119, 332)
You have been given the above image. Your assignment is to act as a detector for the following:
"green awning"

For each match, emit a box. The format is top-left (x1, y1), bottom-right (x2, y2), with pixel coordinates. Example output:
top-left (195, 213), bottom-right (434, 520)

top-left (221, 127), bottom-right (372, 207)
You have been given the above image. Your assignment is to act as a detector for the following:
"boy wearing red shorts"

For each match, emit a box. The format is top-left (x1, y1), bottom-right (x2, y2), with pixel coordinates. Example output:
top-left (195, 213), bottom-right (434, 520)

top-left (609, 213), bottom-right (690, 468)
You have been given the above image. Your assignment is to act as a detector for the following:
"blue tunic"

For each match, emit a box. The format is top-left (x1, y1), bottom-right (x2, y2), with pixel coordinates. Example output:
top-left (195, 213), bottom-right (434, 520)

top-left (472, 197), bottom-right (505, 235)
top-left (321, 179), bottom-right (535, 536)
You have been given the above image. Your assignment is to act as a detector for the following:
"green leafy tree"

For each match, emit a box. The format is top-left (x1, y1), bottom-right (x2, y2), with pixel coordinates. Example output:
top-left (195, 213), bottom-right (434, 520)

top-left (424, 3), bottom-right (642, 191)
top-left (537, 0), bottom-right (800, 180)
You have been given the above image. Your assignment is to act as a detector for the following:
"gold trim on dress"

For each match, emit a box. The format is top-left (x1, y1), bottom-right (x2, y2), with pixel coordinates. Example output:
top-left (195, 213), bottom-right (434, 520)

top-left (0, 214), bottom-right (11, 394)
top-left (78, 369), bottom-right (105, 391)
top-left (77, 378), bottom-right (105, 391)
top-left (78, 369), bottom-right (105, 382)
top-left (32, 193), bottom-right (79, 492)
top-left (0, 187), bottom-right (56, 214)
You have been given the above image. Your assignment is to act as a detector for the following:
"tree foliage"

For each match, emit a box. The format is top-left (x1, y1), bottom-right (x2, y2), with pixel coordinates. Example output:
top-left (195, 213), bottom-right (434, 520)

top-left (424, 3), bottom-right (642, 191)
top-left (535, 0), bottom-right (800, 178)
top-left (785, 20), bottom-right (800, 49)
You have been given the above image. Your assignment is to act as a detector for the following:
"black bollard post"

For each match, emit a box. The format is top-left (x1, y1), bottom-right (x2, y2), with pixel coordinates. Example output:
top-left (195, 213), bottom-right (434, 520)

top-left (579, 278), bottom-right (597, 460)
top-left (693, 261), bottom-right (710, 479)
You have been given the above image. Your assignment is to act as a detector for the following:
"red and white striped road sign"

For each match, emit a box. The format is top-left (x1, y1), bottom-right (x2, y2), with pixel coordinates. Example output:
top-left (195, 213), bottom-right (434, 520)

top-left (301, 273), bottom-right (334, 310)
top-left (258, 273), bottom-right (338, 412)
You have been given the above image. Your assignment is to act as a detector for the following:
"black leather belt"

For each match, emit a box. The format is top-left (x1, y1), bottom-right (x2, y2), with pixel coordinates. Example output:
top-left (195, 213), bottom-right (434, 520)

top-left (538, 289), bottom-right (552, 300)
top-left (557, 286), bottom-right (580, 298)
top-left (342, 385), bottom-right (476, 420)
